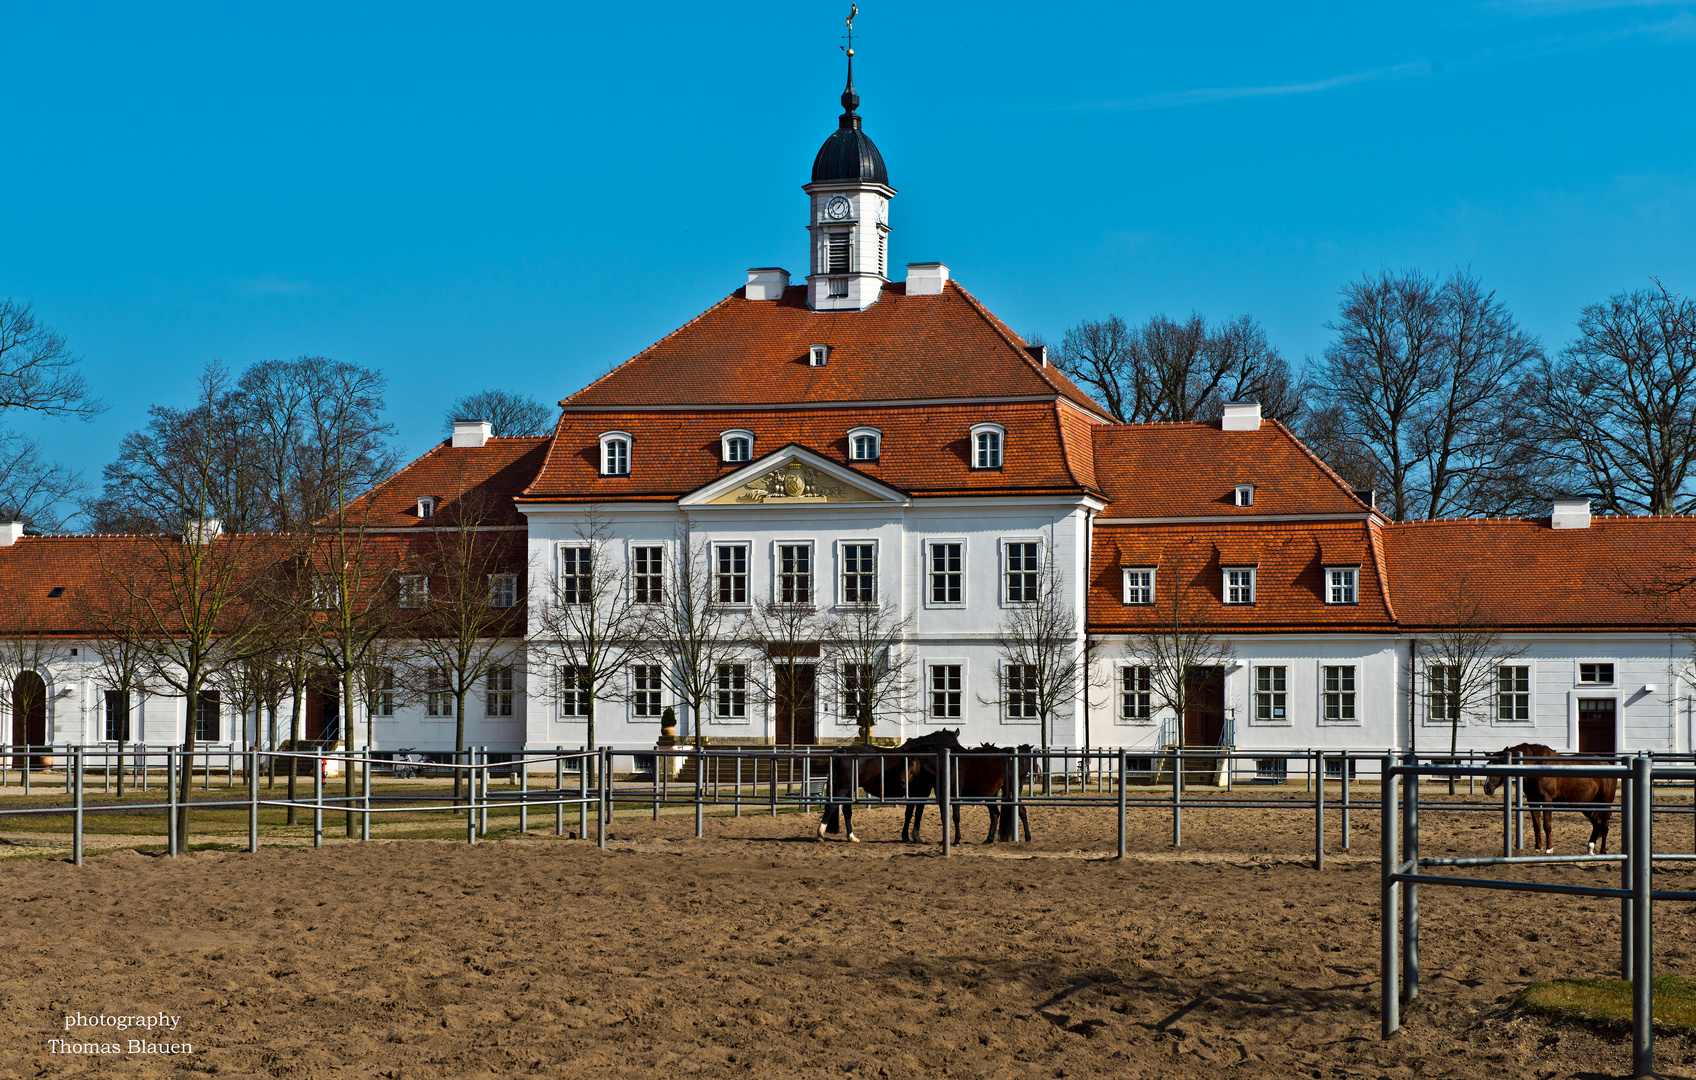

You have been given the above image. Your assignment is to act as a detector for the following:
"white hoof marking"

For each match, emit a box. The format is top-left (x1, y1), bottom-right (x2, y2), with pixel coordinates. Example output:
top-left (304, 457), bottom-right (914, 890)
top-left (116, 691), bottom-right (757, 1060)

top-left (817, 823), bottom-right (828, 840)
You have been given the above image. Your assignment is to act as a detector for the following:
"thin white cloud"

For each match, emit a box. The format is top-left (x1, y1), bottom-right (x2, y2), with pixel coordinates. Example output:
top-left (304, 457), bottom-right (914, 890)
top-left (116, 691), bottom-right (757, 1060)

top-left (1069, 62), bottom-right (1432, 113)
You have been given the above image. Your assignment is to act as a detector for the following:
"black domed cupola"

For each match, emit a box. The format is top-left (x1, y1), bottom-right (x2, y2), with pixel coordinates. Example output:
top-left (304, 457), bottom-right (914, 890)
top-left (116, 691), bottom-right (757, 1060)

top-left (811, 56), bottom-right (888, 186)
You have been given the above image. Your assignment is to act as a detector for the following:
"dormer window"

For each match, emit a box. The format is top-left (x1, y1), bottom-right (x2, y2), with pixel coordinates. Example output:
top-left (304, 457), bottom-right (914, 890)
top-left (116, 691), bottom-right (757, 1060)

top-left (1325, 567), bottom-right (1358, 605)
top-left (1234, 484), bottom-right (1254, 507)
top-left (721, 430), bottom-right (754, 463)
top-left (970, 423), bottom-right (1005, 469)
top-left (416, 496), bottom-right (436, 519)
top-left (809, 344), bottom-right (830, 367)
top-left (848, 427), bottom-right (881, 461)
top-left (599, 432), bottom-right (632, 476)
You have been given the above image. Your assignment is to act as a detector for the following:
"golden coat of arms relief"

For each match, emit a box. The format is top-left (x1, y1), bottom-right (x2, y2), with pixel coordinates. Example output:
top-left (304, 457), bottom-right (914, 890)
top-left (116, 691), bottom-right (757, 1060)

top-left (731, 463), bottom-right (856, 503)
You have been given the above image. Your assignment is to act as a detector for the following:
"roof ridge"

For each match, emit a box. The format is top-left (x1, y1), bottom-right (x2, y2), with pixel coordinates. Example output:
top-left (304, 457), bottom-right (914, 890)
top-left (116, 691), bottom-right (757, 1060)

top-left (558, 290), bottom-right (742, 408)
top-left (947, 281), bottom-right (1117, 422)
top-left (1267, 418), bottom-right (1377, 514)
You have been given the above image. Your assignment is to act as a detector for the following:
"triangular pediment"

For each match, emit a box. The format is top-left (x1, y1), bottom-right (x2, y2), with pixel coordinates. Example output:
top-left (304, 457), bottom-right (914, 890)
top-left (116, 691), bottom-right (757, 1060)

top-left (680, 445), bottom-right (909, 507)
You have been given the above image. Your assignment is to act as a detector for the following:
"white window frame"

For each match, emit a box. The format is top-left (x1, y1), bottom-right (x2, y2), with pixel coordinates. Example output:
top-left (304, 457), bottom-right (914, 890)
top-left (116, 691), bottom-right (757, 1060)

top-left (1428, 663), bottom-right (1462, 726)
top-left (839, 661), bottom-right (875, 729)
top-left (557, 545), bottom-right (592, 605)
top-left (720, 429), bottom-right (754, 464)
top-left (489, 573), bottom-right (520, 609)
top-left (399, 574), bottom-right (429, 609)
top-left (1122, 567), bottom-right (1155, 606)
top-left (1223, 566), bottom-right (1256, 605)
top-left (1253, 664), bottom-right (1289, 726)
top-left (1118, 665), bottom-right (1153, 725)
top-left (1002, 538), bottom-right (1043, 606)
top-left (416, 496), bottom-right (436, 519)
top-left (598, 431), bottom-right (632, 476)
top-left (925, 539), bottom-right (966, 608)
top-left (1320, 663), bottom-right (1358, 725)
top-left (630, 543), bottom-right (665, 605)
top-left (557, 665), bottom-right (590, 719)
top-left (426, 667), bottom-right (452, 719)
top-left (1325, 566), bottom-right (1358, 606)
top-left (848, 426), bottom-right (882, 461)
top-left (714, 663), bottom-right (750, 723)
top-left (1234, 484), bottom-right (1254, 507)
top-left (809, 343), bottom-right (831, 366)
top-left (927, 660), bottom-right (966, 722)
top-left (970, 423), bottom-right (1005, 470)
top-left (631, 664), bottom-right (665, 721)
top-left (1577, 661), bottom-right (1615, 686)
top-left (1497, 663), bottom-right (1532, 724)
top-left (1002, 662), bottom-right (1040, 724)
top-left (710, 542), bottom-right (751, 607)
top-left (373, 666), bottom-right (396, 717)
top-left (774, 540), bottom-right (815, 606)
top-left (485, 664), bottom-right (516, 718)
top-left (837, 539), bottom-right (878, 606)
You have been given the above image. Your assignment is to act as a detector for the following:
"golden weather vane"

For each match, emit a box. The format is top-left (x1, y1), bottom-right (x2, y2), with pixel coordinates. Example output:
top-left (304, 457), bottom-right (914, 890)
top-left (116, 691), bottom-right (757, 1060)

top-left (842, 3), bottom-right (858, 56)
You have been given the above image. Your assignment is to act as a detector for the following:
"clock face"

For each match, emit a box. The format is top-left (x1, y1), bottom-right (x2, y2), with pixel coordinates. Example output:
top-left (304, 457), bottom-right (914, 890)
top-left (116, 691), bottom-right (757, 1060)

top-left (825, 195), bottom-right (852, 220)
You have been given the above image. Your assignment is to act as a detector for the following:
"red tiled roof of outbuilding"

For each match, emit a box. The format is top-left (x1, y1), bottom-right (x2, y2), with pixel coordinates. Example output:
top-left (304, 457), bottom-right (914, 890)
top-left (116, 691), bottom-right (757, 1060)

top-left (338, 437), bottom-right (549, 528)
top-left (560, 281), bottom-right (1113, 420)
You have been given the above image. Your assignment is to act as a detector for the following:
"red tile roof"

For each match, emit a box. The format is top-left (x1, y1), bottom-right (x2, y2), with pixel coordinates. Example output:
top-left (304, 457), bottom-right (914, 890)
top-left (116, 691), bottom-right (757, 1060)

top-left (561, 281), bottom-right (1113, 419)
top-left (1091, 420), bottom-right (1372, 519)
top-left (1382, 516), bottom-right (1696, 631)
top-left (339, 437), bottom-right (549, 528)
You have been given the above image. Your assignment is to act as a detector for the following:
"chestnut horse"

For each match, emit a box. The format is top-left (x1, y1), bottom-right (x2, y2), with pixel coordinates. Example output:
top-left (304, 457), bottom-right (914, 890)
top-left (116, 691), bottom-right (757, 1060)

top-left (818, 729), bottom-right (960, 843)
top-left (1482, 742), bottom-right (1618, 855)
top-left (909, 743), bottom-right (1035, 845)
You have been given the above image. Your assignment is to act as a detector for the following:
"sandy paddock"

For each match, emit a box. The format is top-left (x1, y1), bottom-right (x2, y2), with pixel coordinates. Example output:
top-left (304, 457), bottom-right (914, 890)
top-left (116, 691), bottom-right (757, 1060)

top-left (4, 794), bottom-right (1696, 1078)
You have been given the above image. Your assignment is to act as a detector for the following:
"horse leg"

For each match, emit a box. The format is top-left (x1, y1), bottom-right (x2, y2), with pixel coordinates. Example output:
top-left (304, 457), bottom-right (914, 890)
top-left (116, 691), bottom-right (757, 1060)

top-left (906, 802), bottom-right (925, 844)
top-left (1590, 811), bottom-right (1612, 855)
top-left (819, 798), bottom-right (839, 839)
top-left (984, 805), bottom-right (999, 846)
top-left (1539, 809), bottom-right (1552, 855)
top-left (952, 803), bottom-right (963, 846)
top-left (844, 802), bottom-right (859, 844)
top-left (1017, 804), bottom-right (1032, 842)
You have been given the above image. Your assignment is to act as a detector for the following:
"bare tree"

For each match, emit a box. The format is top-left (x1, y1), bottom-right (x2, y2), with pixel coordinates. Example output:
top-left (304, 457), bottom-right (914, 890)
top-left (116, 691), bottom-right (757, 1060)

top-left (821, 597), bottom-right (915, 744)
top-left (1423, 581), bottom-right (1525, 793)
top-left (1521, 282), bottom-right (1696, 515)
top-left (983, 558), bottom-right (1087, 792)
top-left (1120, 560), bottom-right (1234, 751)
top-left (530, 509), bottom-right (650, 777)
top-left (741, 599), bottom-right (823, 750)
top-left (648, 517), bottom-right (747, 750)
top-left (0, 437), bottom-right (84, 533)
top-left (442, 390), bottom-right (554, 438)
top-left (75, 579), bottom-right (159, 796)
top-left (0, 298), bottom-right (103, 531)
top-left (0, 601), bottom-right (65, 768)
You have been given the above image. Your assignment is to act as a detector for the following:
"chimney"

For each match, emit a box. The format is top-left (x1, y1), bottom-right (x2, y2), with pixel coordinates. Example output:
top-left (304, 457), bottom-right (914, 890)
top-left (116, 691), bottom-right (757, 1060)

top-left (906, 262), bottom-right (950, 296)
top-left (1025, 344), bottom-right (1048, 368)
top-left (1551, 498), bottom-right (1592, 530)
top-left (1353, 489), bottom-right (1377, 510)
top-left (745, 267), bottom-right (790, 301)
top-left (0, 521), bottom-right (24, 546)
top-left (1220, 402), bottom-right (1262, 431)
top-left (452, 419), bottom-right (492, 448)
top-left (184, 519), bottom-right (222, 544)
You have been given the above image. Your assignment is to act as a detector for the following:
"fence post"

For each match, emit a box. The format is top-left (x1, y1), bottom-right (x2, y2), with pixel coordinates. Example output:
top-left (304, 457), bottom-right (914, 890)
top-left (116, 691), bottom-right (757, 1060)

top-left (72, 746), bottom-right (84, 867)
top-left (1503, 752), bottom-right (1515, 857)
top-left (479, 746), bottom-right (490, 837)
top-left (24, 742), bottom-right (31, 795)
top-left (248, 746), bottom-right (259, 853)
top-left (770, 746), bottom-right (779, 818)
top-left (1402, 752), bottom-right (1419, 1003)
top-left (519, 751), bottom-right (529, 834)
top-left (597, 746), bottom-right (609, 850)
top-left (1117, 749), bottom-right (1127, 860)
top-left (1381, 755), bottom-right (1400, 1038)
top-left (1009, 749), bottom-right (1023, 843)
top-left (939, 747), bottom-right (951, 857)
top-left (361, 749), bottom-right (371, 842)
top-left (312, 753), bottom-right (324, 848)
top-left (1315, 749), bottom-right (1325, 871)
top-left (1171, 747), bottom-right (1182, 847)
top-left (556, 747), bottom-right (565, 837)
top-left (694, 747), bottom-right (704, 839)
top-left (167, 747), bottom-right (179, 858)
top-left (1632, 754), bottom-right (1654, 1077)
top-left (1341, 751), bottom-right (1351, 851)
top-left (1622, 758), bottom-right (1634, 981)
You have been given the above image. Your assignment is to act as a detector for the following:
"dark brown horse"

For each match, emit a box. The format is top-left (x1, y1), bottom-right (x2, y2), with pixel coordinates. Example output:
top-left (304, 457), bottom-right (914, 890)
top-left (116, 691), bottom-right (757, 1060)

top-left (910, 743), bottom-right (1035, 845)
top-left (1482, 742), bottom-right (1618, 855)
top-left (818, 730), bottom-right (960, 843)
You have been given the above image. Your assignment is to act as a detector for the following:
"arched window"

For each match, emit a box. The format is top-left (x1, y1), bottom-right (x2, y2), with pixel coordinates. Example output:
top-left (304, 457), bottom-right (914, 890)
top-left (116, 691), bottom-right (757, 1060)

top-left (970, 423), bottom-right (1005, 469)
top-left (847, 427), bottom-right (881, 462)
top-left (599, 432), bottom-right (632, 476)
top-left (720, 430), bottom-right (754, 464)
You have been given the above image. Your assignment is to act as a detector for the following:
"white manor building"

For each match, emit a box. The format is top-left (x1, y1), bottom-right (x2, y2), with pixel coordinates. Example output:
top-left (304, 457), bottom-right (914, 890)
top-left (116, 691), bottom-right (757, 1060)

top-left (5, 62), bottom-right (1695, 770)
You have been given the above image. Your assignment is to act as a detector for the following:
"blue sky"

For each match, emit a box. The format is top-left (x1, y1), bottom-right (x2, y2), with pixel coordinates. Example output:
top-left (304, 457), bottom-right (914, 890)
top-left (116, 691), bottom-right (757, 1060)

top-left (2, 1), bottom-right (1693, 502)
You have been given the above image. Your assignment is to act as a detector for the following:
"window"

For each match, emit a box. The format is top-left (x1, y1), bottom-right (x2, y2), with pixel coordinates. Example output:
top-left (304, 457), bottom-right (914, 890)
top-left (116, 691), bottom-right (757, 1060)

top-left (974, 429), bottom-right (1003, 469)
top-left (841, 543), bottom-right (876, 604)
top-left (1123, 568), bottom-right (1154, 605)
top-left (1323, 665), bottom-right (1357, 722)
top-left (715, 544), bottom-right (749, 605)
top-left (399, 574), bottom-right (429, 609)
top-left (599, 432), bottom-right (631, 476)
top-left (373, 667), bottom-right (395, 717)
top-left (1256, 758), bottom-right (1288, 781)
top-left (632, 665), bottom-right (663, 719)
top-left (1120, 666), bottom-right (1152, 723)
top-left (715, 664), bottom-right (747, 719)
top-left (828, 278), bottom-right (848, 299)
top-left (1255, 666), bottom-right (1287, 722)
top-left (195, 691), bottom-right (220, 742)
top-left (1498, 665), bottom-right (1530, 722)
top-left (929, 543), bottom-right (963, 604)
top-left (104, 690), bottom-right (130, 742)
top-left (809, 344), bottom-right (830, 367)
top-left (1429, 665), bottom-right (1460, 723)
top-left (827, 231), bottom-right (851, 272)
top-left (1326, 567), bottom-right (1358, 605)
top-left (416, 496), bottom-right (435, 519)
top-left (1234, 484), bottom-right (1254, 507)
top-left (721, 430), bottom-right (754, 462)
top-left (1004, 664), bottom-right (1039, 721)
top-left (489, 573), bottom-right (519, 609)
top-left (778, 543), bottom-right (813, 605)
top-left (632, 546), bottom-right (664, 604)
top-left (312, 574), bottom-right (340, 611)
top-left (930, 664), bottom-right (963, 719)
top-left (1224, 567), bottom-right (1256, 605)
top-left (485, 665), bottom-right (514, 717)
top-left (427, 668), bottom-right (452, 717)
top-left (842, 663), bottom-right (873, 722)
top-left (1579, 663), bottom-right (1614, 685)
top-left (558, 666), bottom-right (590, 718)
top-left (558, 546), bottom-right (591, 604)
top-left (1005, 542), bottom-right (1040, 603)
top-left (848, 427), bottom-right (881, 461)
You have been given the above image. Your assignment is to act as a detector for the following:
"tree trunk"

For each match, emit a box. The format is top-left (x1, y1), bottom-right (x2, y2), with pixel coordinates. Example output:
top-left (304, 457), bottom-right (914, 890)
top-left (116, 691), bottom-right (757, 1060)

top-left (454, 687), bottom-right (468, 801)
top-left (343, 665), bottom-right (356, 837)
top-left (287, 679), bottom-right (303, 825)
top-left (1448, 717), bottom-right (1460, 796)
top-left (177, 686), bottom-right (198, 852)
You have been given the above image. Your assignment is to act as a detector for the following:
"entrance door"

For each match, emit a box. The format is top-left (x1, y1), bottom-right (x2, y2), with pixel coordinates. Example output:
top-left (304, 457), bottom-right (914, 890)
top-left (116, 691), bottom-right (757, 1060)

top-left (775, 665), bottom-right (817, 746)
top-left (11, 672), bottom-right (47, 767)
top-left (305, 682), bottom-right (341, 744)
top-left (1578, 698), bottom-right (1616, 755)
top-left (1183, 666), bottom-right (1225, 747)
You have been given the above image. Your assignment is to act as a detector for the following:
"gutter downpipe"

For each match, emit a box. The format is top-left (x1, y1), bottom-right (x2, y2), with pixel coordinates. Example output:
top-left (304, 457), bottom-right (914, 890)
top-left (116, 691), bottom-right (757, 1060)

top-left (1407, 637), bottom-right (1419, 758)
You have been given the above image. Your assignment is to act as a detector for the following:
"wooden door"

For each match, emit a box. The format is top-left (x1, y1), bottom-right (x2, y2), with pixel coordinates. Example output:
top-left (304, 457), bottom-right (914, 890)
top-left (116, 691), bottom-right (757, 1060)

top-left (305, 683), bottom-right (341, 744)
top-left (775, 665), bottom-right (817, 746)
top-left (1183, 666), bottom-right (1225, 747)
top-left (11, 672), bottom-right (47, 767)
top-left (1578, 698), bottom-right (1616, 754)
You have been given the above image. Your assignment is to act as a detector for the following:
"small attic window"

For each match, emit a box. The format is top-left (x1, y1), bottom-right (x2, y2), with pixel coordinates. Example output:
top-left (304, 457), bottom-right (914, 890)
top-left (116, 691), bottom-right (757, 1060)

top-left (417, 496), bottom-right (436, 519)
top-left (848, 427), bottom-right (881, 461)
top-left (1234, 484), bottom-right (1254, 507)
top-left (48, 586), bottom-right (65, 598)
top-left (721, 430), bottom-right (754, 463)
top-left (809, 344), bottom-right (830, 367)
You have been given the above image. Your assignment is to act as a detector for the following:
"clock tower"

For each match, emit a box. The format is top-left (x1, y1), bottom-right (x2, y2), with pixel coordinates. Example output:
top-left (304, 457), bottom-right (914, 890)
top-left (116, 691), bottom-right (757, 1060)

top-left (805, 51), bottom-right (894, 312)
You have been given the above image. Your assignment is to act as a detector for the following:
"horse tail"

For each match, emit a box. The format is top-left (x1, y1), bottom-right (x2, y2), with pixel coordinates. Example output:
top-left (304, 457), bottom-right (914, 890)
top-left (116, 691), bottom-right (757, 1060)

top-left (821, 802), bottom-right (841, 834)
